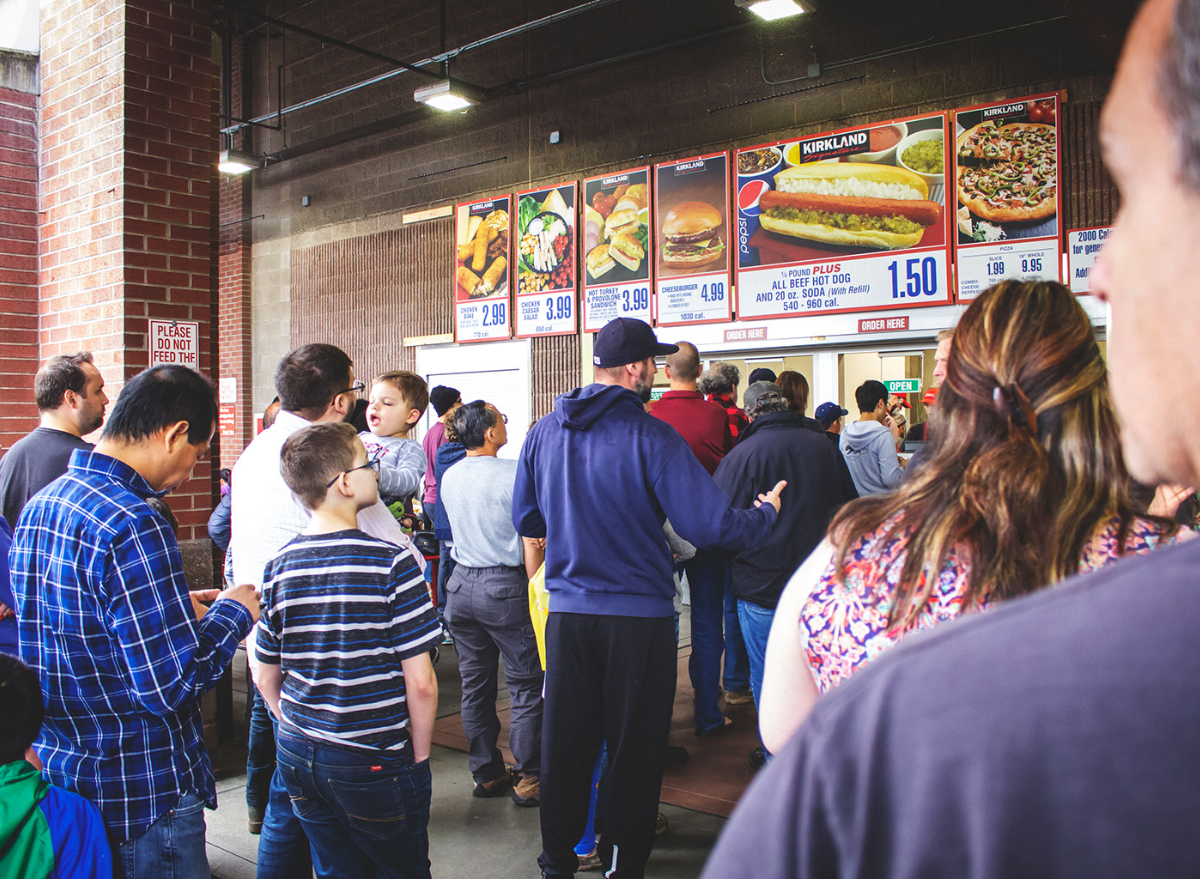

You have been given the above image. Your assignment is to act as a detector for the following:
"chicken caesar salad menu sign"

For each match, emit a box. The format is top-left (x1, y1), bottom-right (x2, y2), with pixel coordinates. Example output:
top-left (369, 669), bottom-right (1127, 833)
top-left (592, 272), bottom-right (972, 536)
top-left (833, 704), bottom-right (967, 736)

top-left (454, 197), bottom-right (512, 343)
top-left (734, 113), bottom-right (953, 320)
top-left (953, 93), bottom-right (1062, 300)
top-left (1066, 226), bottom-right (1110, 294)
top-left (654, 153), bottom-right (733, 327)
top-left (514, 182), bottom-right (578, 338)
top-left (581, 167), bottom-right (653, 332)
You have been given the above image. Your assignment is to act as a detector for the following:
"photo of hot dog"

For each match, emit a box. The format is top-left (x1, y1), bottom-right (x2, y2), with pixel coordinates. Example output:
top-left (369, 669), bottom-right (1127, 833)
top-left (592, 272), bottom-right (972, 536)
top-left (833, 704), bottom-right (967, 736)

top-left (758, 164), bottom-right (941, 250)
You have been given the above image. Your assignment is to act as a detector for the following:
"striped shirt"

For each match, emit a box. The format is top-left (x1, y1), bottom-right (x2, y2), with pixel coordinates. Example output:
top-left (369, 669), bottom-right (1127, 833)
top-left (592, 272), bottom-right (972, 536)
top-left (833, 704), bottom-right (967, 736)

top-left (256, 530), bottom-right (441, 753)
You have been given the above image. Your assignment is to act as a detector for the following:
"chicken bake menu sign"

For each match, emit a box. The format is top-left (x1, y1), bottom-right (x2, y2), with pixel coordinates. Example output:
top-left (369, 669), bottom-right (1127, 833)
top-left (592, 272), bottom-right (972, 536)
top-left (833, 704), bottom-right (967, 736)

top-left (581, 167), bottom-right (653, 332)
top-left (654, 153), bottom-right (733, 327)
top-left (514, 182), bottom-right (578, 338)
top-left (454, 197), bottom-right (512, 343)
top-left (734, 113), bottom-right (954, 320)
top-left (953, 93), bottom-right (1062, 299)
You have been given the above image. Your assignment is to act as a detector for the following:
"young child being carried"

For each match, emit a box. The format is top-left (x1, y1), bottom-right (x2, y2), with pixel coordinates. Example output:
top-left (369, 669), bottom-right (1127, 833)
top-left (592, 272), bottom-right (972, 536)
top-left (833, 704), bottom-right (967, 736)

top-left (359, 370), bottom-right (429, 513)
top-left (256, 422), bottom-right (442, 878)
top-left (0, 653), bottom-right (113, 878)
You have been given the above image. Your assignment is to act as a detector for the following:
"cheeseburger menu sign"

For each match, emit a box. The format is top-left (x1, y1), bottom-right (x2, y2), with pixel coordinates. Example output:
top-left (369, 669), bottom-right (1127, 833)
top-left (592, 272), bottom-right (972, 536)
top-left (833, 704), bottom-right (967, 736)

top-left (454, 196), bottom-right (512, 343)
top-left (581, 166), bottom-right (653, 331)
top-left (734, 112), bottom-right (954, 321)
top-left (653, 153), bottom-right (733, 327)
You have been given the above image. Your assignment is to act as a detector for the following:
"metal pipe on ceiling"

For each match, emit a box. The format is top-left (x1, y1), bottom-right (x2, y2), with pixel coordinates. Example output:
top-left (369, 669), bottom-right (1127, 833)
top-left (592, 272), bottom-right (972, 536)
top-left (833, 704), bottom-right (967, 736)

top-left (221, 0), bottom-right (620, 136)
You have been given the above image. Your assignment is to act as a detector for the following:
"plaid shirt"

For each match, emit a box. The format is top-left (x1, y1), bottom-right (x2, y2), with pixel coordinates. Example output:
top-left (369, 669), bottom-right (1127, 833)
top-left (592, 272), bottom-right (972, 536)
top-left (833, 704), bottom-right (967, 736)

top-left (711, 392), bottom-right (749, 443)
top-left (9, 449), bottom-right (253, 843)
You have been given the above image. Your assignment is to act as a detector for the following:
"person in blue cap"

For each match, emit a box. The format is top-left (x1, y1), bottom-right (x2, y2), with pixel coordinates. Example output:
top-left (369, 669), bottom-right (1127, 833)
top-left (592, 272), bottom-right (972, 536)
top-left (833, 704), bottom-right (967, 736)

top-left (814, 401), bottom-right (848, 449)
top-left (514, 318), bottom-right (785, 879)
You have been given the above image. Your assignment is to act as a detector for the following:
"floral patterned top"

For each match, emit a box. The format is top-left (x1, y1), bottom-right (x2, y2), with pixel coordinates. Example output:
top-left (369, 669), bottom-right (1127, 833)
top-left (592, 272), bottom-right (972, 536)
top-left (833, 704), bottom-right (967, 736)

top-left (801, 515), bottom-right (1178, 693)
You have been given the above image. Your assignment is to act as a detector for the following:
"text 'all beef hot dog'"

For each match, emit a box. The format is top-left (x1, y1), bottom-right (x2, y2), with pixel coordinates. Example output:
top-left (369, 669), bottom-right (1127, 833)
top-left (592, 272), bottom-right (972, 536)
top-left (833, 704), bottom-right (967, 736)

top-left (759, 163), bottom-right (943, 250)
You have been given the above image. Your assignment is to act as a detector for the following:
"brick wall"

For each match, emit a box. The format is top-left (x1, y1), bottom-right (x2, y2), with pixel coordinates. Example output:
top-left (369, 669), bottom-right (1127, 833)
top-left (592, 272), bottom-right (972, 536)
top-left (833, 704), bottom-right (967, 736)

top-left (0, 78), bottom-right (38, 451)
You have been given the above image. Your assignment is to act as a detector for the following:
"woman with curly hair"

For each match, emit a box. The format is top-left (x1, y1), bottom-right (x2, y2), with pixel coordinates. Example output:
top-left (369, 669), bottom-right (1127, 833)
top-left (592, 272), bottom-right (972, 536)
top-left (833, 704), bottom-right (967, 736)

top-left (758, 280), bottom-right (1183, 754)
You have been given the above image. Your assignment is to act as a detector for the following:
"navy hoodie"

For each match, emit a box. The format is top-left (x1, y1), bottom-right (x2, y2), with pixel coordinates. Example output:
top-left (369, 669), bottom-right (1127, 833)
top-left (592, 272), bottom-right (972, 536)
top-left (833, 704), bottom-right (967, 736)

top-left (513, 383), bottom-right (777, 617)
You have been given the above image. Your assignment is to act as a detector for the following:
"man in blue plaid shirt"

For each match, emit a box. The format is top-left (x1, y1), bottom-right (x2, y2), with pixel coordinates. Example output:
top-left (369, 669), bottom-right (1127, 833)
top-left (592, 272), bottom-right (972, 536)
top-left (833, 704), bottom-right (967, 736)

top-left (10, 365), bottom-right (260, 878)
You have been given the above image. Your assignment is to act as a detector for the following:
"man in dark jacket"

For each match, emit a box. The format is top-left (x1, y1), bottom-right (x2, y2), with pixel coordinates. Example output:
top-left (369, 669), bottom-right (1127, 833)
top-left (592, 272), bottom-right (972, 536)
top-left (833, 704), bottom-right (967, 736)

top-left (713, 381), bottom-right (857, 765)
top-left (514, 318), bottom-right (784, 879)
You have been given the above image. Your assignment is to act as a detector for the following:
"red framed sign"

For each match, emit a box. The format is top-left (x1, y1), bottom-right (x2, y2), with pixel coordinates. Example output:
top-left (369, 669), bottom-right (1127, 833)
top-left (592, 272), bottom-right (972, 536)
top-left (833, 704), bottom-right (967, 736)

top-left (453, 196), bottom-right (512, 343)
top-left (581, 166), bottom-right (653, 331)
top-left (513, 182), bottom-right (578, 338)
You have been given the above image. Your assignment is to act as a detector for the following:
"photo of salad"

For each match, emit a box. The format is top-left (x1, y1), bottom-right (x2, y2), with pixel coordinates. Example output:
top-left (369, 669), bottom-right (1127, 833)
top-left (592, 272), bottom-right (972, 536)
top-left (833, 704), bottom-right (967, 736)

top-left (516, 186), bottom-right (576, 295)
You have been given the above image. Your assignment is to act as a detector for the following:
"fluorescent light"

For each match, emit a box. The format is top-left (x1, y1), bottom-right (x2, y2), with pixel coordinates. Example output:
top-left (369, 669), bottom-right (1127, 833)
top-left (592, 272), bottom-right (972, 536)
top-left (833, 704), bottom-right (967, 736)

top-left (414, 79), bottom-right (482, 112)
top-left (736, 0), bottom-right (808, 20)
top-left (219, 149), bottom-right (258, 175)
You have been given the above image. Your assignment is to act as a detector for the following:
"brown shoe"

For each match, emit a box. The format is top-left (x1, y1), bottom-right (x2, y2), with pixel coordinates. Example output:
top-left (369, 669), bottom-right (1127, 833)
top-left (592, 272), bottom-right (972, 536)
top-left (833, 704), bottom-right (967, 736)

top-left (473, 768), bottom-right (514, 798)
top-left (512, 774), bottom-right (540, 807)
top-left (723, 689), bottom-right (754, 706)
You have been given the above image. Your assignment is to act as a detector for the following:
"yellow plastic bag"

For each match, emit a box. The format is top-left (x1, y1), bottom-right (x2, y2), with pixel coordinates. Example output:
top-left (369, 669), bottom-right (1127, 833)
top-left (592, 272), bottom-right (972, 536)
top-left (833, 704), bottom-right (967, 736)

top-left (528, 562), bottom-right (549, 670)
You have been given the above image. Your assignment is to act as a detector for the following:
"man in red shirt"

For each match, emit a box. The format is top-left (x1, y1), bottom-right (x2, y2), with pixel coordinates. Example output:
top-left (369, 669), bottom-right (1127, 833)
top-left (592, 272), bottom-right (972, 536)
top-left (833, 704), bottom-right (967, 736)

top-left (652, 343), bottom-right (751, 735)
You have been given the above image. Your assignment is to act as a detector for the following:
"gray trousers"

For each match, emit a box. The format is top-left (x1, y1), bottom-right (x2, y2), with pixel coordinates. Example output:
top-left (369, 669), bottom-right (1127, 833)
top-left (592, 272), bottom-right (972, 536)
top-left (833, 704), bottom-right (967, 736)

top-left (444, 563), bottom-right (545, 781)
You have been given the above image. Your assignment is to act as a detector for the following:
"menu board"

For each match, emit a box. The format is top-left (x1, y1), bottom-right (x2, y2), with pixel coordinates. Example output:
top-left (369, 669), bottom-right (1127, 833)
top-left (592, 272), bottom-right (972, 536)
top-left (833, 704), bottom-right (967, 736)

top-left (1066, 226), bottom-right (1110, 294)
top-left (581, 167), bottom-right (653, 332)
top-left (654, 153), bottom-right (733, 326)
top-left (953, 93), bottom-right (1062, 300)
top-left (454, 196), bottom-right (511, 342)
top-left (735, 113), bottom-right (954, 319)
top-left (513, 183), bottom-right (578, 338)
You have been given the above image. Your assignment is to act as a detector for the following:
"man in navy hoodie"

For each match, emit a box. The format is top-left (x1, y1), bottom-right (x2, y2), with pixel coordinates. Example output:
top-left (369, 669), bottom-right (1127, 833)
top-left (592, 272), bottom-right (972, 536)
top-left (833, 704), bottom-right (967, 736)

top-left (514, 318), bottom-right (785, 879)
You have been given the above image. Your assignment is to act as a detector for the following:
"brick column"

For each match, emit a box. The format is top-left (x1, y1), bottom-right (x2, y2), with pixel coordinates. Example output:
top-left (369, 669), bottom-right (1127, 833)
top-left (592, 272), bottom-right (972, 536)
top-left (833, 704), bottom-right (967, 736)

top-left (39, 0), bottom-right (219, 564)
top-left (0, 77), bottom-right (38, 452)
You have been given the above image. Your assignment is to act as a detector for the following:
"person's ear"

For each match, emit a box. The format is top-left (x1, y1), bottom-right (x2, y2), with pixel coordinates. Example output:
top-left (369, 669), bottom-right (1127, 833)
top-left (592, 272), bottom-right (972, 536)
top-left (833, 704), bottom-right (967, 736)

top-left (406, 408), bottom-right (421, 426)
top-left (163, 421), bottom-right (191, 453)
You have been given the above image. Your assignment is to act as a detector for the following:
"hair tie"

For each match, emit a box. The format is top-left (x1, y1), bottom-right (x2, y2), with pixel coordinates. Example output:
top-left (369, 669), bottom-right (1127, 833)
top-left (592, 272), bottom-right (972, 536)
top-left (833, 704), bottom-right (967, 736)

top-left (992, 383), bottom-right (1037, 436)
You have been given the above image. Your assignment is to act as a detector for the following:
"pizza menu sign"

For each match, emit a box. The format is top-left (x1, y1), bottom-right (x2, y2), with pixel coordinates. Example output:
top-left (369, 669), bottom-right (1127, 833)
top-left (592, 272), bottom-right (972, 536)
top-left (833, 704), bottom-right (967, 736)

top-left (734, 112), bottom-right (954, 321)
top-left (953, 93), bottom-right (1062, 299)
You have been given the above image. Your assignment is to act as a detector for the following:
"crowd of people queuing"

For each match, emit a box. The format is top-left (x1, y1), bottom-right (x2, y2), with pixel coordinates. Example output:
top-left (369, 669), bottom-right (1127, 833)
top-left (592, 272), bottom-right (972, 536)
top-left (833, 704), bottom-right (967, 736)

top-left (3, 2), bottom-right (1200, 876)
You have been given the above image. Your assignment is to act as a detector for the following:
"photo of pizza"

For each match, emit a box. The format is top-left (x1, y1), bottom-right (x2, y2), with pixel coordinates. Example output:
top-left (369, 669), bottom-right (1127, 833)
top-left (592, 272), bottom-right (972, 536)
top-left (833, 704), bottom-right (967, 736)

top-left (956, 118), bottom-right (1057, 231)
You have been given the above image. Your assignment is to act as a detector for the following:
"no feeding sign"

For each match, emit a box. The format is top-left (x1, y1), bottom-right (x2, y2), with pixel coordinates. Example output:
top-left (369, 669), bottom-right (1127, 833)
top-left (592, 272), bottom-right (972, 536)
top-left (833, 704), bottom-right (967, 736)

top-left (149, 319), bottom-right (200, 370)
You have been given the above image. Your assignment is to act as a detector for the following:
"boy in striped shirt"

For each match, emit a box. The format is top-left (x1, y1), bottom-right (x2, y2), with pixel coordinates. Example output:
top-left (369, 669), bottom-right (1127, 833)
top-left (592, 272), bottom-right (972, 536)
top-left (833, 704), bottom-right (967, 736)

top-left (255, 422), bottom-right (441, 879)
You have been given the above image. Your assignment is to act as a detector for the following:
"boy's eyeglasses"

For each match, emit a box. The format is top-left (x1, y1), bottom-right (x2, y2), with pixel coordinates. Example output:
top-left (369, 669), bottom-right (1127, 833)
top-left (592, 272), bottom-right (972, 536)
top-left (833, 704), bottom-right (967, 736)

top-left (325, 457), bottom-right (381, 488)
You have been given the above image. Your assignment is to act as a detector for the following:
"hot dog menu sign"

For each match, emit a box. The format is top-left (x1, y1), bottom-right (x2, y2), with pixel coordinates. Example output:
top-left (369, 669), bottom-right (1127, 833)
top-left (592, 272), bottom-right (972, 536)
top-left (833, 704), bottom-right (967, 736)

top-left (454, 197), bottom-right (512, 342)
top-left (654, 153), bottom-right (733, 327)
top-left (581, 167), bottom-right (653, 332)
top-left (735, 113), bottom-right (954, 320)
top-left (953, 93), bottom-right (1061, 299)
top-left (514, 182), bottom-right (578, 338)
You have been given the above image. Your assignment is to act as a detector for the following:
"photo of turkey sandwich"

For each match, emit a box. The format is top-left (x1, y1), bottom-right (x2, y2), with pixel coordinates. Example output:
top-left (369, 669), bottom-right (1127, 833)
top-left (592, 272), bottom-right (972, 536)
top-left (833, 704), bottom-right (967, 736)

top-left (661, 201), bottom-right (726, 269)
top-left (759, 163), bottom-right (942, 250)
top-left (609, 230), bottom-right (645, 271)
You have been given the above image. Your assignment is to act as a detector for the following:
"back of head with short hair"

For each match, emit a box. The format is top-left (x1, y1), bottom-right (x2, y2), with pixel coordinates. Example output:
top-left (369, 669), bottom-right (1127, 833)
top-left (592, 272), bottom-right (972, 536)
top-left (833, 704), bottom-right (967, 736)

top-left (280, 422), bottom-right (359, 511)
top-left (936, 328), bottom-right (955, 343)
top-left (34, 351), bottom-right (94, 412)
top-left (0, 654), bottom-right (43, 764)
top-left (1164, 0), bottom-right (1200, 192)
top-left (697, 361), bottom-right (739, 396)
top-left (101, 365), bottom-right (217, 446)
top-left (452, 400), bottom-right (497, 451)
top-left (665, 342), bottom-right (701, 383)
top-left (275, 344), bottom-right (353, 421)
top-left (855, 380), bottom-right (889, 414)
top-left (375, 371), bottom-right (430, 418)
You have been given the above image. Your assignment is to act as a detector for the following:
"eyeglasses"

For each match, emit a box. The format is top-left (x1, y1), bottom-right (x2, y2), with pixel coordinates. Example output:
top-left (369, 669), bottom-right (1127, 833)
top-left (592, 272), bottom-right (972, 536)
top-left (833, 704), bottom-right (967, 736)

top-left (495, 412), bottom-right (508, 424)
top-left (325, 457), bottom-right (381, 488)
top-left (338, 381), bottom-right (365, 396)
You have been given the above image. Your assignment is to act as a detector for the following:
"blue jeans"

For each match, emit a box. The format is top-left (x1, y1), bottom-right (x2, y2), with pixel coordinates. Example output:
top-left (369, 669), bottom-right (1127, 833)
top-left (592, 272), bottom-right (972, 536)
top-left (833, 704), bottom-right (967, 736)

top-left (436, 542), bottom-right (455, 623)
top-left (257, 715), bottom-right (313, 879)
top-left (736, 599), bottom-right (776, 710)
top-left (246, 686), bottom-right (275, 811)
top-left (724, 585), bottom-right (751, 692)
top-left (684, 549), bottom-right (729, 731)
top-left (113, 792), bottom-right (208, 879)
top-left (277, 731), bottom-right (433, 879)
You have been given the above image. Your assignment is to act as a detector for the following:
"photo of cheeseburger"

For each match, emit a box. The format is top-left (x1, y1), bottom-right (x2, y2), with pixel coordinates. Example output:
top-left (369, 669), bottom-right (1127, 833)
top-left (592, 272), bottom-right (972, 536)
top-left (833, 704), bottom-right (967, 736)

top-left (661, 201), bottom-right (726, 270)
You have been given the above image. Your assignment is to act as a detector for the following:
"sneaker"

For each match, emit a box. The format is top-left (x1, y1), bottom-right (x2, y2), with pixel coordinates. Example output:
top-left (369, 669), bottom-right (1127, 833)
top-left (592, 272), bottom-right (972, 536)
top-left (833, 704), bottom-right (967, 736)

top-left (512, 774), bottom-right (540, 807)
top-left (664, 744), bottom-right (689, 766)
top-left (749, 747), bottom-right (768, 770)
top-left (247, 805), bottom-right (264, 835)
top-left (472, 768), bottom-right (514, 798)
top-left (655, 812), bottom-right (668, 836)
top-left (577, 849), bottom-right (603, 872)
top-left (724, 689), bottom-right (754, 706)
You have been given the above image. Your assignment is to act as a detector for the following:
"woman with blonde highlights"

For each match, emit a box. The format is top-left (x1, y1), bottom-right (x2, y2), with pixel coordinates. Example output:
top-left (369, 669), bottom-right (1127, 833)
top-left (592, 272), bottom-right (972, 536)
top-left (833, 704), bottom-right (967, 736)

top-left (758, 280), bottom-right (1181, 754)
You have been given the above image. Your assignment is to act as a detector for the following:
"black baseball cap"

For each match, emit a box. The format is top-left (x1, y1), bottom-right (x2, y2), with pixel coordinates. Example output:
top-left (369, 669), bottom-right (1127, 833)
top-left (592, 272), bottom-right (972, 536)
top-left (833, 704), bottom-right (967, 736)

top-left (593, 318), bottom-right (678, 368)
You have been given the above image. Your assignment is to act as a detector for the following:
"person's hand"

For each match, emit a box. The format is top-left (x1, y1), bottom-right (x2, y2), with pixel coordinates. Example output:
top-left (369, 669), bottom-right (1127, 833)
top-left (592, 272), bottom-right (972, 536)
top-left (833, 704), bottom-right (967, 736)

top-left (189, 589), bottom-right (220, 621)
top-left (215, 582), bottom-right (261, 623)
top-left (531, 537), bottom-right (546, 551)
top-left (883, 414), bottom-right (900, 440)
top-left (1149, 484), bottom-right (1196, 519)
top-left (754, 480), bottom-right (787, 514)
top-left (0, 601), bottom-right (13, 621)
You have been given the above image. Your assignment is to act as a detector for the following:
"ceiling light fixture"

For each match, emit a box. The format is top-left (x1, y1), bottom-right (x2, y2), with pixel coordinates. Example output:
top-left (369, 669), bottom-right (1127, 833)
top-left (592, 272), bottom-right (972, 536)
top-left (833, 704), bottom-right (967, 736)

top-left (735, 0), bottom-right (809, 21)
top-left (414, 78), bottom-right (483, 112)
top-left (218, 149), bottom-right (259, 175)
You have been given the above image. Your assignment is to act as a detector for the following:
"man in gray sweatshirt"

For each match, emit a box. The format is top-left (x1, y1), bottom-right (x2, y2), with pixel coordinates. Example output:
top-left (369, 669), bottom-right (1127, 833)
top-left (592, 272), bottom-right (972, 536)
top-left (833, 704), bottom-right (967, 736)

top-left (840, 379), bottom-right (905, 496)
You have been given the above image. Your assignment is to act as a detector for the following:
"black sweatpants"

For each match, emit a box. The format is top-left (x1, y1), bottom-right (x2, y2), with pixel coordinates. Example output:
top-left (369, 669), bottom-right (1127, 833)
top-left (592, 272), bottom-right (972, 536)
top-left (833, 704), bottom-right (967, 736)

top-left (538, 612), bottom-right (676, 879)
